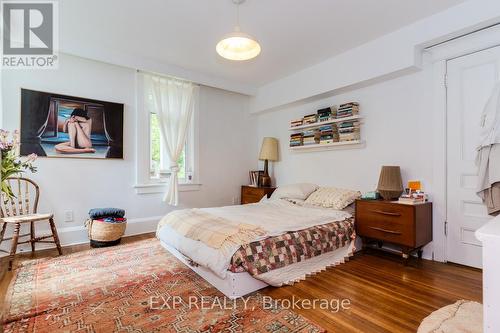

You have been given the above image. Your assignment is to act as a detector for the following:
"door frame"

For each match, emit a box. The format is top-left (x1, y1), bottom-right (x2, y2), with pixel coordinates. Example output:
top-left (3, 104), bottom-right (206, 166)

top-left (425, 25), bottom-right (500, 263)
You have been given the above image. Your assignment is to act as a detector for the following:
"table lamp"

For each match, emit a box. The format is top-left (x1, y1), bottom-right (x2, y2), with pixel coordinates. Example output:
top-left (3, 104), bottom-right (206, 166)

top-left (258, 137), bottom-right (278, 187)
top-left (377, 166), bottom-right (403, 200)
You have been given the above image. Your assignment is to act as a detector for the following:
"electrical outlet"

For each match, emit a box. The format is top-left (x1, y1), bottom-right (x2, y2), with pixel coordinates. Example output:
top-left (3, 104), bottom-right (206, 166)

top-left (64, 210), bottom-right (74, 222)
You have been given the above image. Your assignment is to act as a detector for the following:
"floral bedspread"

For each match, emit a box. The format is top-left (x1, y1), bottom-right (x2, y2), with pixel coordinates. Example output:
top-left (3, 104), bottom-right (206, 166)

top-left (229, 217), bottom-right (355, 276)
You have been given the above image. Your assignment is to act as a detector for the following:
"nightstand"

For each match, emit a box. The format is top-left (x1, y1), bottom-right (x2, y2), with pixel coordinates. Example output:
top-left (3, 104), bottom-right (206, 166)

top-left (241, 186), bottom-right (276, 204)
top-left (355, 199), bottom-right (432, 263)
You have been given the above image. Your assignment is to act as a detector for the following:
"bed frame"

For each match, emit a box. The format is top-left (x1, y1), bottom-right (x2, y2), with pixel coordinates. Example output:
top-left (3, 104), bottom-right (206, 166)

top-left (160, 241), bottom-right (268, 299)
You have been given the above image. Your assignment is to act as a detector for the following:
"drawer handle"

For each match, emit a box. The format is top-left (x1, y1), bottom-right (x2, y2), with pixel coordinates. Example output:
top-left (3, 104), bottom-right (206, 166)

top-left (369, 226), bottom-right (402, 235)
top-left (369, 209), bottom-right (401, 217)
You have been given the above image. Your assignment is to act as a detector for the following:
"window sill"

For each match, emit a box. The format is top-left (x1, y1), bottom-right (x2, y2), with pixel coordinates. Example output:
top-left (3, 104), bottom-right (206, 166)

top-left (134, 183), bottom-right (202, 195)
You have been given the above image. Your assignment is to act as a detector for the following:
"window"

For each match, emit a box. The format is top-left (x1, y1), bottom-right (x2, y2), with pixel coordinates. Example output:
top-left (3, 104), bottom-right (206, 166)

top-left (149, 112), bottom-right (192, 183)
top-left (134, 72), bottom-right (199, 194)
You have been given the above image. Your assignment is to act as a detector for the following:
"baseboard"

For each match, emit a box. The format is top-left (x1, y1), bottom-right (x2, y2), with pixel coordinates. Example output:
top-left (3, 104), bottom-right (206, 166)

top-left (57, 215), bottom-right (162, 247)
top-left (0, 216), bottom-right (162, 253)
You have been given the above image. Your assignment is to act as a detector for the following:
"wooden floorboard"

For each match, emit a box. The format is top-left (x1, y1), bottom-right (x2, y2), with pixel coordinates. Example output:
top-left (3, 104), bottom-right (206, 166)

top-left (0, 234), bottom-right (482, 333)
top-left (261, 250), bottom-right (482, 333)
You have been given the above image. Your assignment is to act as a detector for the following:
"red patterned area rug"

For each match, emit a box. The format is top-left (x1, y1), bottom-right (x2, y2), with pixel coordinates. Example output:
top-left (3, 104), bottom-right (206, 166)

top-left (2, 239), bottom-right (324, 333)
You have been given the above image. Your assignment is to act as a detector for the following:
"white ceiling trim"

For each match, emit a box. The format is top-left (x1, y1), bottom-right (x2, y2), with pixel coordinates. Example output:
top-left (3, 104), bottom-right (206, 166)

top-left (60, 46), bottom-right (258, 96)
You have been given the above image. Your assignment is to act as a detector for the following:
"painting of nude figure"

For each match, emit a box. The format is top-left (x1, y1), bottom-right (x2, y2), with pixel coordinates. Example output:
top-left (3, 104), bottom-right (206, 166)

top-left (20, 89), bottom-right (124, 159)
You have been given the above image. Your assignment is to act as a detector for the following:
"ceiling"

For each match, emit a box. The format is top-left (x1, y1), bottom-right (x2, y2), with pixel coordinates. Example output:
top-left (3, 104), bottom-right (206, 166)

top-left (60, 0), bottom-right (466, 87)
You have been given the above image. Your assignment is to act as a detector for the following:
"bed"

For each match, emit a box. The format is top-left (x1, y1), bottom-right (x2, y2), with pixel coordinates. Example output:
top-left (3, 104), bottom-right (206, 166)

top-left (157, 185), bottom-right (359, 299)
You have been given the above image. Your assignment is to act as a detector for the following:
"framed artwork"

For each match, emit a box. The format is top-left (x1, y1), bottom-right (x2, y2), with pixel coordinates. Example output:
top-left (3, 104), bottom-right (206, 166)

top-left (20, 88), bottom-right (124, 159)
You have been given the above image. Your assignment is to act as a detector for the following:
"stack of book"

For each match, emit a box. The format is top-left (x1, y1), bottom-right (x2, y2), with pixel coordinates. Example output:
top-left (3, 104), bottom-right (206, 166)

top-left (399, 191), bottom-right (427, 204)
top-left (318, 124), bottom-right (339, 144)
top-left (290, 119), bottom-right (303, 128)
top-left (289, 133), bottom-right (303, 147)
top-left (317, 107), bottom-right (333, 122)
top-left (338, 121), bottom-right (360, 142)
top-left (303, 114), bottom-right (318, 124)
top-left (337, 102), bottom-right (359, 118)
top-left (303, 129), bottom-right (319, 145)
top-left (249, 171), bottom-right (262, 187)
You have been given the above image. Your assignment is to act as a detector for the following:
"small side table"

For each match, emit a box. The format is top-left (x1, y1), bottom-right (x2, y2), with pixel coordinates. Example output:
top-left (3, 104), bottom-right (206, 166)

top-left (241, 186), bottom-right (276, 204)
top-left (355, 199), bottom-right (433, 263)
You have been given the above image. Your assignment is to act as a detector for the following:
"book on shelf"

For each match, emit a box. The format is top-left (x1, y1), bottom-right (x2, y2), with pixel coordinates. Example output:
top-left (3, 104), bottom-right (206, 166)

top-left (339, 133), bottom-right (360, 141)
top-left (303, 129), bottom-right (317, 136)
top-left (317, 107), bottom-right (336, 122)
top-left (303, 114), bottom-right (318, 124)
top-left (336, 111), bottom-right (359, 118)
top-left (336, 102), bottom-right (360, 119)
top-left (338, 105), bottom-right (359, 111)
top-left (339, 102), bottom-right (359, 109)
top-left (338, 127), bottom-right (360, 134)
top-left (290, 119), bottom-right (303, 127)
top-left (289, 132), bottom-right (303, 147)
top-left (339, 120), bottom-right (358, 127)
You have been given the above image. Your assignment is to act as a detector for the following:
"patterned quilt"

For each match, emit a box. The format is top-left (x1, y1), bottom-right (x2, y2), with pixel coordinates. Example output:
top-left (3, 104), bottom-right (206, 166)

top-left (229, 217), bottom-right (355, 276)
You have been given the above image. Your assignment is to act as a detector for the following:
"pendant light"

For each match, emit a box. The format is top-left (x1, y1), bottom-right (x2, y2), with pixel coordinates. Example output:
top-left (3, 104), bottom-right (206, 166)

top-left (216, 0), bottom-right (261, 61)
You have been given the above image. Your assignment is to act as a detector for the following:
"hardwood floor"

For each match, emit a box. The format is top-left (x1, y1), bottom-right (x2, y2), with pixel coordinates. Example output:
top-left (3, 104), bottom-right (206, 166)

top-left (262, 249), bottom-right (482, 332)
top-left (1, 234), bottom-right (482, 333)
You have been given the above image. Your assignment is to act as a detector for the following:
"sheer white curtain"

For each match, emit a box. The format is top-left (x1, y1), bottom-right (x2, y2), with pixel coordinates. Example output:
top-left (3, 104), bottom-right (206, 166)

top-left (144, 73), bottom-right (197, 205)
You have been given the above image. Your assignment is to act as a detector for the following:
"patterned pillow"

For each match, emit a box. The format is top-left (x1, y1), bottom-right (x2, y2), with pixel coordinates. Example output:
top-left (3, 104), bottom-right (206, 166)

top-left (304, 187), bottom-right (361, 209)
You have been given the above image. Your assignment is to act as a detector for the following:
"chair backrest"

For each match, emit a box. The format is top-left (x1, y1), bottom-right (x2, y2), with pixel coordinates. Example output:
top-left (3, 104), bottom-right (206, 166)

top-left (0, 177), bottom-right (40, 218)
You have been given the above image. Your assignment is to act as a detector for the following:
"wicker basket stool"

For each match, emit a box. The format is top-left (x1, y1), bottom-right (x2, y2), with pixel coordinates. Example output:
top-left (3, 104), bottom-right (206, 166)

top-left (85, 218), bottom-right (127, 248)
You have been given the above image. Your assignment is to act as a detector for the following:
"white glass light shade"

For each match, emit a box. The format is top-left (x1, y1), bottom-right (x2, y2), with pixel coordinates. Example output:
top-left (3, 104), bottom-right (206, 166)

top-left (216, 31), bottom-right (261, 61)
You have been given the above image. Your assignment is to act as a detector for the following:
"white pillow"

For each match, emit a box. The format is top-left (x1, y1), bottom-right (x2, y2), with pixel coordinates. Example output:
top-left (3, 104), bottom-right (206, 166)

top-left (270, 183), bottom-right (319, 201)
top-left (304, 187), bottom-right (361, 209)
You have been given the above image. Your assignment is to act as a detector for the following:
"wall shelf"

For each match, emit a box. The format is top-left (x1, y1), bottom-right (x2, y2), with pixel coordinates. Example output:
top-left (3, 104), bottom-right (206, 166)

top-left (289, 140), bottom-right (365, 152)
top-left (289, 115), bottom-right (362, 131)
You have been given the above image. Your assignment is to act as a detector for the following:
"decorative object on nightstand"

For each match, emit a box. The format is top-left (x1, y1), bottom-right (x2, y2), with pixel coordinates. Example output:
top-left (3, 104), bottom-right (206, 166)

top-left (258, 137), bottom-right (279, 187)
top-left (355, 199), bottom-right (432, 264)
top-left (377, 165), bottom-right (404, 200)
top-left (241, 185), bottom-right (276, 204)
top-left (249, 170), bottom-right (264, 187)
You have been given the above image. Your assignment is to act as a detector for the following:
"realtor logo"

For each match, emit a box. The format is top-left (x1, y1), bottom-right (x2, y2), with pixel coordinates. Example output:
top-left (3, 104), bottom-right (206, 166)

top-left (1, 0), bottom-right (58, 68)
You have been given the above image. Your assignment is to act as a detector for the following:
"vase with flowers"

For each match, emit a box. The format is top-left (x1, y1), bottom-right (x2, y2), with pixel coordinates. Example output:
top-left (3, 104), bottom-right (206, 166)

top-left (1, 129), bottom-right (38, 199)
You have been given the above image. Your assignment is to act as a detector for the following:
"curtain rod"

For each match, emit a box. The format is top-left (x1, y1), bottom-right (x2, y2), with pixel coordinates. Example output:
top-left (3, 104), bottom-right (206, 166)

top-left (424, 22), bottom-right (500, 50)
top-left (136, 69), bottom-right (200, 86)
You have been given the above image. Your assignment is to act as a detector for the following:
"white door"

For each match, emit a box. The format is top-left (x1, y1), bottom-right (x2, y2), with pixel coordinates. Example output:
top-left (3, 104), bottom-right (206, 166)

top-left (446, 46), bottom-right (500, 268)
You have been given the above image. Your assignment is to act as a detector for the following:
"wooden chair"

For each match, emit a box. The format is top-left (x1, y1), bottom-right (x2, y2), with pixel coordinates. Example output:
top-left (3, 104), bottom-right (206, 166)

top-left (0, 177), bottom-right (62, 270)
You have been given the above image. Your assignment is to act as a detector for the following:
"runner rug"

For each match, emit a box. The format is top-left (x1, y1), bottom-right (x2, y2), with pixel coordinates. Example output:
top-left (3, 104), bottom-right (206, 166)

top-left (2, 239), bottom-right (324, 332)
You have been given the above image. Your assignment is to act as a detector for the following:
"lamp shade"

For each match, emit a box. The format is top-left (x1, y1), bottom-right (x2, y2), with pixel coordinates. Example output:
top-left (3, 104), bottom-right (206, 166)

top-left (377, 166), bottom-right (403, 200)
top-left (216, 31), bottom-right (261, 61)
top-left (259, 137), bottom-right (279, 161)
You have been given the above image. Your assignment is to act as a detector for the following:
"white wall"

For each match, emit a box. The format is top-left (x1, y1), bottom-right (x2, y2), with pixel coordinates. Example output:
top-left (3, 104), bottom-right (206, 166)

top-left (1, 54), bottom-right (254, 250)
top-left (254, 68), bottom-right (437, 257)
top-left (256, 70), bottom-right (433, 191)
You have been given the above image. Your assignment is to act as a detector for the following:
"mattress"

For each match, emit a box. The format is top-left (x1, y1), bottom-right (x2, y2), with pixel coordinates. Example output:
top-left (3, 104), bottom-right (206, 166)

top-left (157, 199), bottom-right (355, 285)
